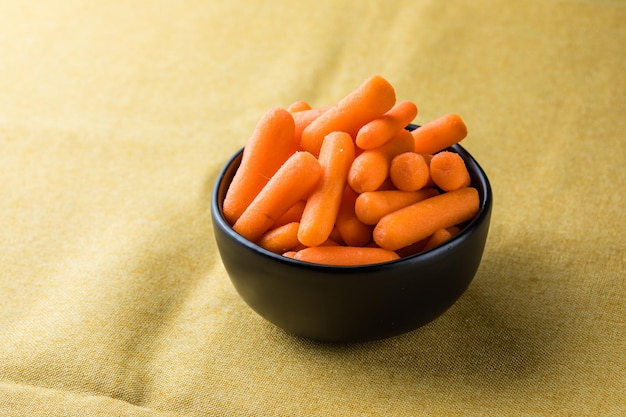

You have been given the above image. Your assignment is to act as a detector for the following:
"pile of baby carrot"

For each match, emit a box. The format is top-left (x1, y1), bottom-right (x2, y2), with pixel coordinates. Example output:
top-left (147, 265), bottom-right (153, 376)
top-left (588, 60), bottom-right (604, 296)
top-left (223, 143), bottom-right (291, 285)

top-left (222, 75), bottom-right (479, 266)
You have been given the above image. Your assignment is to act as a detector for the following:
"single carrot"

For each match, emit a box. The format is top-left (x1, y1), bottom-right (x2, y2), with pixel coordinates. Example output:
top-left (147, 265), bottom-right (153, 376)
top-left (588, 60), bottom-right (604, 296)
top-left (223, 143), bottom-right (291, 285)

top-left (298, 132), bottom-right (356, 247)
top-left (355, 100), bottom-right (418, 149)
top-left (335, 186), bottom-right (372, 247)
top-left (272, 200), bottom-right (306, 228)
top-left (421, 231), bottom-right (449, 253)
top-left (354, 188), bottom-right (440, 225)
top-left (258, 222), bottom-right (301, 254)
top-left (293, 105), bottom-right (330, 141)
top-left (329, 226), bottom-right (344, 245)
top-left (373, 187), bottom-right (480, 250)
top-left (233, 151), bottom-right (322, 242)
top-left (301, 75), bottom-right (396, 156)
top-left (411, 113), bottom-right (467, 154)
top-left (389, 152), bottom-right (431, 191)
top-left (348, 151), bottom-right (387, 193)
top-left (223, 108), bottom-right (296, 224)
top-left (287, 100), bottom-right (311, 112)
top-left (293, 246), bottom-right (400, 266)
top-left (347, 128), bottom-right (415, 193)
top-left (282, 251), bottom-right (297, 259)
top-left (421, 226), bottom-right (461, 252)
top-left (429, 151), bottom-right (471, 191)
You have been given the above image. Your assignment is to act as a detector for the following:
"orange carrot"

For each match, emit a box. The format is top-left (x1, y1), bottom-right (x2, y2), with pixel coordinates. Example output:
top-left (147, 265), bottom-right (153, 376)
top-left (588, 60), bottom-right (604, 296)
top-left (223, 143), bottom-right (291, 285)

top-left (389, 152), bottom-right (431, 191)
top-left (287, 100), bottom-right (311, 112)
top-left (301, 75), bottom-right (396, 156)
top-left (420, 153), bottom-right (436, 187)
top-left (355, 100), bottom-right (418, 149)
top-left (329, 226), bottom-right (344, 245)
top-left (283, 251), bottom-right (297, 259)
top-left (293, 106), bottom-right (330, 141)
top-left (421, 153), bottom-right (433, 165)
top-left (298, 132), bottom-right (356, 247)
top-left (335, 186), bottom-right (372, 247)
top-left (354, 188), bottom-right (440, 225)
top-left (348, 151), bottom-right (387, 193)
top-left (447, 226), bottom-right (461, 235)
top-left (290, 237), bottom-right (340, 252)
top-left (429, 151), bottom-right (471, 191)
top-left (373, 187), bottom-right (479, 250)
top-left (258, 222), bottom-right (301, 254)
top-left (411, 113), bottom-right (467, 154)
top-left (293, 246), bottom-right (399, 266)
top-left (233, 151), bottom-right (322, 242)
top-left (223, 108), bottom-right (296, 224)
top-left (347, 128), bottom-right (414, 193)
top-left (421, 226), bottom-right (461, 252)
top-left (272, 200), bottom-right (306, 228)
top-left (320, 238), bottom-right (341, 246)
top-left (375, 177), bottom-right (397, 191)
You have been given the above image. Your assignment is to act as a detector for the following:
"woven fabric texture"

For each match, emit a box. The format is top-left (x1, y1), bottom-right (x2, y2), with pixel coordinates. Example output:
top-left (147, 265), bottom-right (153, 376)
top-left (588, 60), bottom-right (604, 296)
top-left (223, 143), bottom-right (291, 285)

top-left (1, 1), bottom-right (624, 416)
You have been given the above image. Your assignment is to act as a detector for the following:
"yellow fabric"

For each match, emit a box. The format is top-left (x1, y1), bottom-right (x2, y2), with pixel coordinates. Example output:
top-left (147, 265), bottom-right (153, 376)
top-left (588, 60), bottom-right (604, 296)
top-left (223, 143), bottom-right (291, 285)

top-left (1, 0), bottom-right (624, 415)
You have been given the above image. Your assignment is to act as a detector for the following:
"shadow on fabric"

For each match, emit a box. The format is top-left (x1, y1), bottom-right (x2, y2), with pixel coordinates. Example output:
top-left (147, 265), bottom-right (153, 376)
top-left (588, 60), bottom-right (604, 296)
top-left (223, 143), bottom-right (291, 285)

top-left (267, 234), bottom-right (568, 395)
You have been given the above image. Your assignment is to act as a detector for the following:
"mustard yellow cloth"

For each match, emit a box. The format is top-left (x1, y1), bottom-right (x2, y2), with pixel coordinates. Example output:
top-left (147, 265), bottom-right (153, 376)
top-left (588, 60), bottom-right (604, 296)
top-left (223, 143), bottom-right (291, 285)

top-left (1, 1), bottom-right (624, 416)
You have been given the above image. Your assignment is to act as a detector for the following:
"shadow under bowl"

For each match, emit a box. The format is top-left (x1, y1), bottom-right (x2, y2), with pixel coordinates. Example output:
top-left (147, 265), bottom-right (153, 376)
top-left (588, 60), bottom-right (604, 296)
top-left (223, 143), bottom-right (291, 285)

top-left (211, 134), bottom-right (492, 343)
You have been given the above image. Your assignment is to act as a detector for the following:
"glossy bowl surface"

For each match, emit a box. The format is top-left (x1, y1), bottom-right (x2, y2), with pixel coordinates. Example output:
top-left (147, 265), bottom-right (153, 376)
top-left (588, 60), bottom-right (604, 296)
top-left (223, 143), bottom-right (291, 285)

top-left (211, 131), bottom-right (492, 342)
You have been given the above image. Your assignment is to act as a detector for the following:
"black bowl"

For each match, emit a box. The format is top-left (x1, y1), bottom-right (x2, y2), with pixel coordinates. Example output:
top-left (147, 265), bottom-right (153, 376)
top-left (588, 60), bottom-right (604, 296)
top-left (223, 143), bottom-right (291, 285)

top-left (211, 132), bottom-right (492, 343)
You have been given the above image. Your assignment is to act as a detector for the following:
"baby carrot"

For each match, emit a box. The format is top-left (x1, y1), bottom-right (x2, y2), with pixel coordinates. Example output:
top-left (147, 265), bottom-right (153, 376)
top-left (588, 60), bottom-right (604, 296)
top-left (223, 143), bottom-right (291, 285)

top-left (329, 226), bottom-right (344, 245)
top-left (258, 222), bottom-right (301, 254)
top-left (411, 113), bottom-right (467, 154)
top-left (347, 128), bottom-right (415, 193)
top-left (293, 105), bottom-right (330, 141)
top-left (389, 152), bottom-right (431, 191)
top-left (429, 151), bottom-right (471, 191)
top-left (348, 151), bottom-right (387, 194)
top-left (421, 226), bottom-right (461, 252)
top-left (298, 132), bottom-right (356, 247)
top-left (233, 151), bottom-right (322, 242)
top-left (293, 246), bottom-right (400, 266)
top-left (301, 75), bottom-right (396, 156)
top-left (354, 188), bottom-right (440, 225)
top-left (223, 107), bottom-right (296, 224)
top-left (287, 100), bottom-right (311, 112)
top-left (290, 237), bottom-right (340, 253)
top-left (355, 100), bottom-right (418, 149)
top-left (272, 200), bottom-right (306, 229)
top-left (373, 187), bottom-right (480, 251)
top-left (335, 186), bottom-right (372, 247)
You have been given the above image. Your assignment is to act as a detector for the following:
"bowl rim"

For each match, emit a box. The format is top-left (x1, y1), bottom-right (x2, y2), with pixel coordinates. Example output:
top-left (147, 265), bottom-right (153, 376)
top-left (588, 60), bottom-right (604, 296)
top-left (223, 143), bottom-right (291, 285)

top-left (212, 124), bottom-right (492, 272)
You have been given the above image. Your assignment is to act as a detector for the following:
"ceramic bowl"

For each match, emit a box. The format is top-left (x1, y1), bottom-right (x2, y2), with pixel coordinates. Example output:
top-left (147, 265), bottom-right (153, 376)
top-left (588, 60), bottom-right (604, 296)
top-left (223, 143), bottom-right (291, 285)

top-left (211, 128), bottom-right (492, 343)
